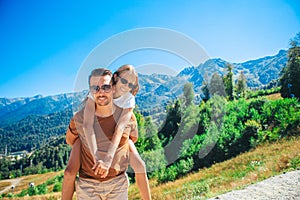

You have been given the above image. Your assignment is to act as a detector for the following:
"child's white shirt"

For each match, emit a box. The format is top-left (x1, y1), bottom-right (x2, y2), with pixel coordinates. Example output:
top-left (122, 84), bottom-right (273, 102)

top-left (88, 92), bottom-right (135, 109)
top-left (113, 92), bottom-right (135, 109)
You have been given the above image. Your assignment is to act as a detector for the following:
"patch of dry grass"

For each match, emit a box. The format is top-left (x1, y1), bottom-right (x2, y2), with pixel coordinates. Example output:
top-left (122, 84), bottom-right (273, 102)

top-left (14, 171), bottom-right (62, 194)
top-left (0, 182), bottom-right (11, 192)
top-left (128, 136), bottom-right (300, 199)
top-left (265, 93), bottom-right (282, 100)
top-left (1, 193), bottom-right (62, 200)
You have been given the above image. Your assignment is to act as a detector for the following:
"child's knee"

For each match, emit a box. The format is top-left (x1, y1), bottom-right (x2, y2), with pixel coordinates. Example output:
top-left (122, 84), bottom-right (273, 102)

top-left (131, 157), bottom-right (146, 173)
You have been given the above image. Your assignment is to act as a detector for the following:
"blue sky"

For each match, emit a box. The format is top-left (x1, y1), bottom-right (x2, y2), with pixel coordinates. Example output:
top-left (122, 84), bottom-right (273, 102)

top-left (0, 0), bottom-right (299, 98)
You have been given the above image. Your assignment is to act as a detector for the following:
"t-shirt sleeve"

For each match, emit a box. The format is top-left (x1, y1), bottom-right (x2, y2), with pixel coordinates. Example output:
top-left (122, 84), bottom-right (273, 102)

top-left (66, 118), bottom-right (79, 146)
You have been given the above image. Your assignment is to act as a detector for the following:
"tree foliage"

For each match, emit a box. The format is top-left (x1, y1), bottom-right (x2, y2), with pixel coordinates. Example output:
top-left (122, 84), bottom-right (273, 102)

top-left (156, 95), bottom-right (299, 183)
top-left (223, 63), bottom-right (234, 100)
top-left (201, 80), bottom-right (210, 102)
top-left (158, 100), bottom-right (182, 147)
top-left (209, 72), bottom-right (226, 97)
top-left (236, 71), bottom-right (247, 98)
top-left (280, 32), bottom-right (300, 99)
top-left (0, 136), bottom-right (70, 179)
top-left (0, 108), bottom-right (72, 153)
top-left (183, 82), bottom-right (195, 107)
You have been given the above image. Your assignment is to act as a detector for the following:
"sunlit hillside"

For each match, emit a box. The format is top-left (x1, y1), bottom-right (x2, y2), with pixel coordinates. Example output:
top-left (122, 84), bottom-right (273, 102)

top-left (135, 136), bottom-right (300, 200)
top-left (1, 135), bottom-right (299, 200)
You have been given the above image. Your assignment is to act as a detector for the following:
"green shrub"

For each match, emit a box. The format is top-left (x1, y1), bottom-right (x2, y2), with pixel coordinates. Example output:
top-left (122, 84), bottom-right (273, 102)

top-left (289, 156), bottom-right (300, 169)
top-left (17, 189), bottom-right (28, 197)
top-left (175, 181), bottom-right (210, 199)
top-left (28, 186), bottom-right (38, 196)
top-left (157, 165), bottom-right (178, 183)
top-left (176, 157), bottom-right (194, 177)
top-left (138, 148), bottom-right (166, 175)
top-left (53, 182), bottom-right (62, 192)
top-left (7, 193), bottom-right (14, 198)
top-left (37, 183), bottom-right (48, 195)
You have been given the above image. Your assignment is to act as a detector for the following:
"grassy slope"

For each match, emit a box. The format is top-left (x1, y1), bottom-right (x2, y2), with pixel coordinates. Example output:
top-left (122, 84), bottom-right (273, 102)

top-left (0, 171), bottom-right (63, 200)
top-left (128, 136), bottom-right (299, 200)
top-left (3, 137), bottom-right (299, 200)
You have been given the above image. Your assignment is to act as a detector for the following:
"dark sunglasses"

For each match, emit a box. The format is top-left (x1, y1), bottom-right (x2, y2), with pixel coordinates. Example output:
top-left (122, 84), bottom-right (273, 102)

top-left (89, 84), bottom-right (112, 93)
top-left (118, 76), bottom-right (136, 89)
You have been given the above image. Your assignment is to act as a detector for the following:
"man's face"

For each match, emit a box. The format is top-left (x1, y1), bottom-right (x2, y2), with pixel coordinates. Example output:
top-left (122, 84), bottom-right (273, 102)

top-left (89, 75), bottom-right (113, 106)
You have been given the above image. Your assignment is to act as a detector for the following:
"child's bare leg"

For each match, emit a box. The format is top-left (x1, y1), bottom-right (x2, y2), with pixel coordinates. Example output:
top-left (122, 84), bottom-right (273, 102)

top-left (62, 139), bottom-right (81, 200)
top-left (129, 140), bottom-right (151, 200)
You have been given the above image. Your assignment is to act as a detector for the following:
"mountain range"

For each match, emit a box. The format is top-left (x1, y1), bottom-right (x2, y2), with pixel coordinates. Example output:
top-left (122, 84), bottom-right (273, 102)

top-left (0, 49), bottom-right (288, 152)
top-left (136, 49), bottom-right (287, 110)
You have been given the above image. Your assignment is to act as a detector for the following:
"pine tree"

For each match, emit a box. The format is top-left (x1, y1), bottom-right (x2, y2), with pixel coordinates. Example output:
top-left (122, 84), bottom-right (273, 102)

top-left (223, 63), bottom-right (234, 100)
top-left (183, 82), bottom-right (195, 106)
top-left (236, 71), bottom-right (247, 98)
top-left (280, 32), bottom-right (300, 99)
top-left (209, 72), bottom-right (226, 97)
top-left (201, 80), bottom-right (210, 102)
top-left (158, 100), bottom-right (182, 147)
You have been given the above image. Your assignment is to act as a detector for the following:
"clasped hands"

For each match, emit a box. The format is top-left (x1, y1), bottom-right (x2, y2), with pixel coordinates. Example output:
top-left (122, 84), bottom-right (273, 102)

top-left (92, 160), bottom-right (109, 178)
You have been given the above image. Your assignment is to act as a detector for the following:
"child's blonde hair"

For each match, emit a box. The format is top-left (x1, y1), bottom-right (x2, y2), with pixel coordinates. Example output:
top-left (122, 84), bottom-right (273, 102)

top-left (113, 64), bottom-right (139, 96)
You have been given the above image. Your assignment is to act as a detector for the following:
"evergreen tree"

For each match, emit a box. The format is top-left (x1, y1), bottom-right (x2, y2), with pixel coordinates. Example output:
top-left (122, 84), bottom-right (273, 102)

top-left (183, 82), bottom-right (195, 106)
top-left (143, 117), bottom-right (161, 151)
top-left (280, 32), bottom-right (300, 99)
top-left (201, 80), bottom-right (210, 102)
top-left (133, 109), bottom-right (146, 152)
top-left (223, 63), bottom-right (234, 100)
top-left (158, 100), bottom-right (182, 147)
top-left (236, 71), bottom-right (247, 98)
top-left (209, 72), bottom-right (226, 97)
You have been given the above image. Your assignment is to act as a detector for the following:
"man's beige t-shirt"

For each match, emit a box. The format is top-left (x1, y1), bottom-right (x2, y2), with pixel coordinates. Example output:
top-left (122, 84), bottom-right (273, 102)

top-left (66, 105), bottom-right (137, 182)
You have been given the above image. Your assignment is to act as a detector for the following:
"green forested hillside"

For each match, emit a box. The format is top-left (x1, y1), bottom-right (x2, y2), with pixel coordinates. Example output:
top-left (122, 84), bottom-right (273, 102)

top-left (0, 108), bottom-right (73, 153)
top-left (0, 136), bottom-right (70, 180)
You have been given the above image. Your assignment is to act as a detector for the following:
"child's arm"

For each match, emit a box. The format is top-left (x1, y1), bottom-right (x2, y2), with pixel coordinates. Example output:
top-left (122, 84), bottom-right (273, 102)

top-left (83, 97), bottom-right (97, 163)
top-left (93, 108), bottom-right (133, 177)
top-left (129, 113), bottom-right (138, 143)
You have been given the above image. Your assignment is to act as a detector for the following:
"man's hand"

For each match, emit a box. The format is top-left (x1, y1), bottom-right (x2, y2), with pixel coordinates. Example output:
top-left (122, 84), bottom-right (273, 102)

top-left (92, 160), bottom-right (109, 178)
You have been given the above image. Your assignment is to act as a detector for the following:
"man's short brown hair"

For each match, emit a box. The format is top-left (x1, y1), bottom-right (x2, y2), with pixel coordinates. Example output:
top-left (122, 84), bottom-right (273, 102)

top-left (88, 68), bottom-right (112, 86)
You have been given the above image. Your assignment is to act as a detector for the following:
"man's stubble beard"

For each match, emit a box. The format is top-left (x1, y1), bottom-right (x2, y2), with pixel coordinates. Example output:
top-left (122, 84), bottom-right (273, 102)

top-left (95, 96), bottom-right (111, 106)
